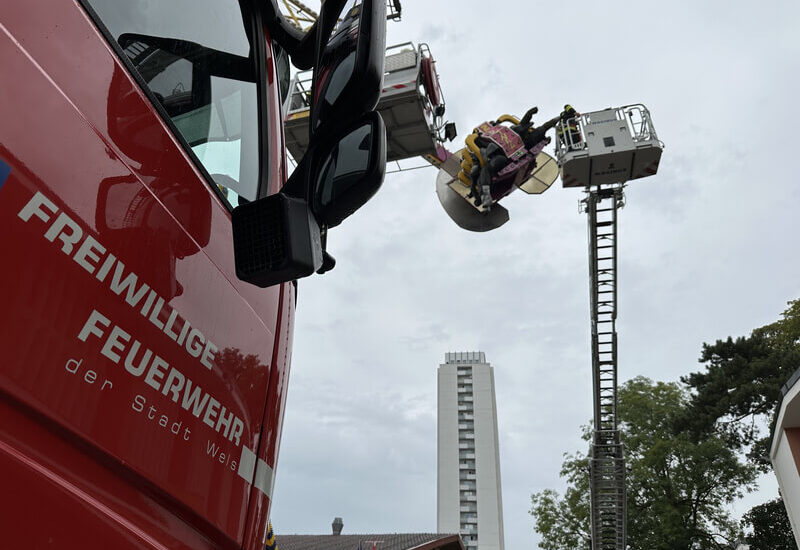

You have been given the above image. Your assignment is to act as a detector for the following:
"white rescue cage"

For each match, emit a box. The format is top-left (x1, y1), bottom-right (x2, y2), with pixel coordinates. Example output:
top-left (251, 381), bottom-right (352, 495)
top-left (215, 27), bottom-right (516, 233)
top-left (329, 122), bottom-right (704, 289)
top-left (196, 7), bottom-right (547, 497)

top-left (555, 104), bottom-right (663, 188)
top-left (283, 42), bottom-right (452, 162)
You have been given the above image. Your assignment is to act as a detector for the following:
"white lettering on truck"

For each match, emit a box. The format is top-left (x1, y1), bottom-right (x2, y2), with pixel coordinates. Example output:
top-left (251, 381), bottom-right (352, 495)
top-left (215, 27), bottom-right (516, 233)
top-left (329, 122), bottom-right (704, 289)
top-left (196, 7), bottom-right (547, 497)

top-left (78, 309), bottom-right (244, 445)
top-left (19, 191), bottom-right (246, 447)
top-left (18, 191), bottom-right (219, 370)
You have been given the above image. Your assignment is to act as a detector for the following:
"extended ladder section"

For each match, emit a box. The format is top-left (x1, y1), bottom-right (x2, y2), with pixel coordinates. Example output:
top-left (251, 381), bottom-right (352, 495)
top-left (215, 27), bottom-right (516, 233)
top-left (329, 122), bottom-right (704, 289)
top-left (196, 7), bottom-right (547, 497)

top-left (584, 186), bottom-right (626, 550)
top-left (283, 42), bottom-right (454, 162)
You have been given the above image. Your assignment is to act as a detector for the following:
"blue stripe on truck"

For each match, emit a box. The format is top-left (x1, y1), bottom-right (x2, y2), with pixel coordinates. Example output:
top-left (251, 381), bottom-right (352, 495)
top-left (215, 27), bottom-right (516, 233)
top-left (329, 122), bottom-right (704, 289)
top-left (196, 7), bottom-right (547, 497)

top-left (0, 158), bottom-right (10, 190)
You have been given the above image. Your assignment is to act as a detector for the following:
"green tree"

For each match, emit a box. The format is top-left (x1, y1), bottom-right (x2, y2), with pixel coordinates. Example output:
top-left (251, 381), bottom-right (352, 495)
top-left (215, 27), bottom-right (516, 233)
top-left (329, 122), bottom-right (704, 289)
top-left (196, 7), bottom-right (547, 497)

top-left (741, 497), bottom-right (797, 550)
top-left (680, 299), bottom-right (800, 470)
top-left (679, 300), bottom-right (800, 547)
top-left (530, 377), bottom-right (756, 550)
top-left (529, 451), bottom-right (591, 550)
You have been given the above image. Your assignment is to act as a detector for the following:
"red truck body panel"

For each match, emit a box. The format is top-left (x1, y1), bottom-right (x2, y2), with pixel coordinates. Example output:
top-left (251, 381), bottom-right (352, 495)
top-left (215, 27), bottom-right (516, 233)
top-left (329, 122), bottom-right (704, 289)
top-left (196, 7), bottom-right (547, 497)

top-left (0, 1), bottom-right (293, 547)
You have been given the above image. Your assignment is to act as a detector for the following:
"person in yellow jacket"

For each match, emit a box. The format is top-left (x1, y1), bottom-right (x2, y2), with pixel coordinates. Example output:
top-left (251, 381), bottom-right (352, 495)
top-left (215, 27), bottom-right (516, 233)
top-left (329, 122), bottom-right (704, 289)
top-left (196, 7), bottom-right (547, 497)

top-left (557, 104), bottom-right (582, 150)
top-left (266, 522), bottom-right (277, 550)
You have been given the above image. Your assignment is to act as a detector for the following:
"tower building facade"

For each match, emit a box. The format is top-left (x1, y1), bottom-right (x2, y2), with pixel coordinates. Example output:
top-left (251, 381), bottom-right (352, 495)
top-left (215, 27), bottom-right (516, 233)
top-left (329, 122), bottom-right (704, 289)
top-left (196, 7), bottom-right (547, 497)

top-left (437, 352), bottom-right (505, 550)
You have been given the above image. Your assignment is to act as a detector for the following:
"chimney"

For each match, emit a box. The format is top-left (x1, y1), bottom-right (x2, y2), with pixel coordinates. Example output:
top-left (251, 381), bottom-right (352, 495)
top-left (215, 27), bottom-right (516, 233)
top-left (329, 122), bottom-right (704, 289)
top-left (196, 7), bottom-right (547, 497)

top-left (332, 517), bottom-right (343, 536)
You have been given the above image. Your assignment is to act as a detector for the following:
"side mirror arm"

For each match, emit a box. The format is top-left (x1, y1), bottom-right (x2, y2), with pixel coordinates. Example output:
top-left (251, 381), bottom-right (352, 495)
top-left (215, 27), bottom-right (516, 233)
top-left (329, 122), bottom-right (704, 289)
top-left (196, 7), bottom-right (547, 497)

top-left (281, 147), bottom-right (335, 275)
top-left (262, 0), bottom-right (348, 70)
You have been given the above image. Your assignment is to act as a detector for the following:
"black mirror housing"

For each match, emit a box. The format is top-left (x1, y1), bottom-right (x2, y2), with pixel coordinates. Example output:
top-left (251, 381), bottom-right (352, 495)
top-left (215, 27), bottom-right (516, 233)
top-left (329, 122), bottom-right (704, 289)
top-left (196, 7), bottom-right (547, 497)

top-left (311, 111), bottom-right (386, 228)
top-left (310, 0), bottom-right (386, 137)
top-left (232, 193), bottom-right (322, 288)
top-left (231, 112), bottom-right (385, 287)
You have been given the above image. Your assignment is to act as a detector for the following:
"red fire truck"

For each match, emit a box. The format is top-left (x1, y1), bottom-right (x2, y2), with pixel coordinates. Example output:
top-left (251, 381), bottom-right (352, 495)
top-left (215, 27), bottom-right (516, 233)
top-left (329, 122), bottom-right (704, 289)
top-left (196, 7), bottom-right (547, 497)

top-left (0, 0), bottom-right (386, 548)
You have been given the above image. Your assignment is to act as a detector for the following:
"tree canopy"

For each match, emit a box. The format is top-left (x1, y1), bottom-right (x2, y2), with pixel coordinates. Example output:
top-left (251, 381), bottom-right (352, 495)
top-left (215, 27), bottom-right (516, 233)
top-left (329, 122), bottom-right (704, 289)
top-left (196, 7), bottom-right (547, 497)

top-left (742, 497), bottom-right (797, 550)
top-left (530, 300), bottom-right (800, 549)
top-left (680, 300), bottom-right (800, 469)
top-left (531, 377), bottom-right (756, 550)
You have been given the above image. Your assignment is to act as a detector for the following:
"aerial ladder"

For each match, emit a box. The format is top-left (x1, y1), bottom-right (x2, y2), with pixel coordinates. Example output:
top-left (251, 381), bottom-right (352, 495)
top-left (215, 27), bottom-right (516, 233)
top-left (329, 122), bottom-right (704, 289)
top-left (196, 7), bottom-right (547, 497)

top-left (555, 105), bottom-right (663, 550)
top-left (584, 184), bottom-right (627, 550)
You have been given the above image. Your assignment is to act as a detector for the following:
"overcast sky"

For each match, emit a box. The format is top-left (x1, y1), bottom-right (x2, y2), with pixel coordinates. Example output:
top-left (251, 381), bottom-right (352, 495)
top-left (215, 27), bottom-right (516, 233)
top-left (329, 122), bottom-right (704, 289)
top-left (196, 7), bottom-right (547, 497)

top-left (270, 1), bottom-right (800, 547)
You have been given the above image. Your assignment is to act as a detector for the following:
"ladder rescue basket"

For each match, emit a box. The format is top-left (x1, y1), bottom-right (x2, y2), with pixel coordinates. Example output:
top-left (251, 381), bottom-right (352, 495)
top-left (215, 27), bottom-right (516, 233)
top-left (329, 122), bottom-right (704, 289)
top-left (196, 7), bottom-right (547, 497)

top-left (283, 42), bottom-right (454, 163)
top-left (555, 104), bottom-right (663, 188)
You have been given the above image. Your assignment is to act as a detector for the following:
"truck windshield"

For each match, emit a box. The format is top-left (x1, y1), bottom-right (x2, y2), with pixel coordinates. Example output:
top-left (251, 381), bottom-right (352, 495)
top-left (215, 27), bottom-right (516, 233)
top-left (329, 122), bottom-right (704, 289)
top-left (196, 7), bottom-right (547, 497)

top-left (86, 0), bottom-right (260, 206)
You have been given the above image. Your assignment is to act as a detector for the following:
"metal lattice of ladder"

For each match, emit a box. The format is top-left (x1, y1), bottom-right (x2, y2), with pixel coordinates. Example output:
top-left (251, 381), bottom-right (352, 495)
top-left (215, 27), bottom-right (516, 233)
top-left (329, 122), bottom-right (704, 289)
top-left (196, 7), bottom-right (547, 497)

top-left (583, 185), bottom-right (626, 550)
top-left (279, 0), bottom-right (401, 31)
top-left (280, 0), bottom-right (319, 30)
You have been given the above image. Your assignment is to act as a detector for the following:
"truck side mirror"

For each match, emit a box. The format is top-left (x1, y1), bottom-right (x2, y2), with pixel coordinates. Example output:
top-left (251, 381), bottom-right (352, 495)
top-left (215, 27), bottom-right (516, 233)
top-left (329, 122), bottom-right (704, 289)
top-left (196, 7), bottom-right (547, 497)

top-left (310, 0), bottom-right (386, 136)
top-left (232, 112), bottom-right (386, 288)
top-left (311, 111), bottom-right (386, 228)
top-left (232, 2), bottom-right (388, 288)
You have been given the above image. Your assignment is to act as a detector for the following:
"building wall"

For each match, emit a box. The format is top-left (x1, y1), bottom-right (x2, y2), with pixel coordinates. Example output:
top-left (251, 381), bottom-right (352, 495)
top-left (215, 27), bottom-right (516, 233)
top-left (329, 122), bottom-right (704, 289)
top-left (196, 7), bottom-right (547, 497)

top-left (438, 362), bottom-right (461, 533)
top-left (773, 433), bottom-right (800, 549)
top-left (437, 352), bottom-right (504, 550)
top-left (473, 366), bottom-right (504, 550)
top-left (771, 376), bottom-right (800, 548)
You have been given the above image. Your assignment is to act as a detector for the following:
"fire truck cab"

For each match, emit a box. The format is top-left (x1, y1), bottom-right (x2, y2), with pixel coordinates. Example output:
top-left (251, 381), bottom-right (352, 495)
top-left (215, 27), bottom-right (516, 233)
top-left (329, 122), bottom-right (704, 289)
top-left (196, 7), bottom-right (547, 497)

top-left (0, 0), bottom-right (386, 548)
